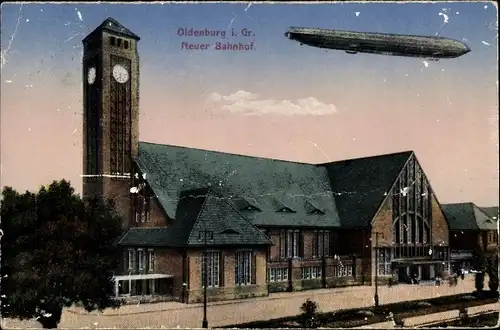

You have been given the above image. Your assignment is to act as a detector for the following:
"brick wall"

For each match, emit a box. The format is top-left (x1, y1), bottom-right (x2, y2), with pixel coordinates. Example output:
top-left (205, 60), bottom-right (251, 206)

top-left (430, 194), bottom-right (449, 245)
top-left (134, 194), bottom-right (170, 228)
top-left (82, 30), bottom-right (139, 230)
top-left (187, 248), bottom-right (268, 303)
top-left (371, 194), bottom-right (392, 284)
top-left (155, 249), bottom-right (184, 297)
top-left (450, 231), bottom-right (477, 250)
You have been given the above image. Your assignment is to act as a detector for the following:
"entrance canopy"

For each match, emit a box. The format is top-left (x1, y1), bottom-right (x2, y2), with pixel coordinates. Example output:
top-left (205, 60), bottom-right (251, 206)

top-left (114, 273), bottom-right (173, 281)
top-left (392, 260), bottom-right (447, 267)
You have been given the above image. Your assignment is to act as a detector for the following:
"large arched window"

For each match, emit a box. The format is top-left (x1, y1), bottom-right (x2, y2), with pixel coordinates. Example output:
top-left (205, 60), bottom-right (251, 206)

top-left (392, 156), bottom-right (432, 246)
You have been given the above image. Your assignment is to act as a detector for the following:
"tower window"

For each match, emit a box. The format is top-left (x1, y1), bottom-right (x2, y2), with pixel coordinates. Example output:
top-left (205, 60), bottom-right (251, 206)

top-left (117, 38), bottom-right (122, 47)
top-left (124, 40), bottom-right (129, 49)
top-left (110, 36), bottom-right (116, 46)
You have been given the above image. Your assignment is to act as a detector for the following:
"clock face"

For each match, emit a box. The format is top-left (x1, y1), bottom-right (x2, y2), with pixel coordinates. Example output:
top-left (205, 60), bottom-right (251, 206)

top-left (87, 67), bottom-right (96, 84)
top-left (112, 64), bottom-right (129, 84)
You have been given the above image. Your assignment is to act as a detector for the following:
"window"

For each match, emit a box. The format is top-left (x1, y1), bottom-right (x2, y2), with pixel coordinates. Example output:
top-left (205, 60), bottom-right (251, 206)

top-left (333, 263), bottom-right (353, 277)
top-left (416, 216), bottom-right (421, 243)
top-left (301, 266), bottom-right (322, 279)
top-left (392, 158), bottom-right (433, 246)
top-left (423, 222), bottom-right (430, 244)
top-left (127, 249), bottom-right (135, 271)
top-left (235, 251), bottom-right (252, 285)
top-left (138, 249), bottom-right (145, 270)
top-left (201, 251), bottom-right (220, 288)
top-left (148, 249), bottom-right (155, 272)
top-left (268, 268), bottom-right (289, 282)
top-left (392, 220), bottom-right (400, 243)
top-left (279, 229), bottom-right (301, 259)
top-left (312, 230), bottom-right (332, 258)
top-left (134, 188), bottom-right (151, 223)
top-left (110, 36), bottom-right (116, 46)
top-left (124, 40), bottom-right (129, 49)
top-left (377, 248), bottom-right (392, 275)
top-left (117, 38), bottom-right (122, 47)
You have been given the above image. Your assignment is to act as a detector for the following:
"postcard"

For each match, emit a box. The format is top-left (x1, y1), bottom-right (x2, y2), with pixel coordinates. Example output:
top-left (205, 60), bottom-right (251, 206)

top-left (1, 1), bottom-right (498, 329)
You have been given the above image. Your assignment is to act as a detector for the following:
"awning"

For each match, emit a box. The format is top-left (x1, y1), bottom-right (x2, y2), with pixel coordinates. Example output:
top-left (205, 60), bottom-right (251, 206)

top-left (392, 260), bottom-right (448, 266)
top-left (113, 273), bottom-right (173, 281)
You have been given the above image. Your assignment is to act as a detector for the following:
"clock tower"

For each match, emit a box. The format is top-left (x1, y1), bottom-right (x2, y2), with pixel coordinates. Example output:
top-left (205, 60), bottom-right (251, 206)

top-left (82, 17), bottom-right (140, 228)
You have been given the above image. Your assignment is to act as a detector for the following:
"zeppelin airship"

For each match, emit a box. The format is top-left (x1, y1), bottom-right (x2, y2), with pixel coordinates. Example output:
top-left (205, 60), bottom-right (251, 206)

top-left (284, 27), bottom-right (471, 59)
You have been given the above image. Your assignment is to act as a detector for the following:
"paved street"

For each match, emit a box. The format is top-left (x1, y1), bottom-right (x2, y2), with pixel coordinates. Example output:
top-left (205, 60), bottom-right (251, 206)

top-left (1, 277), bottom-right (481, 328)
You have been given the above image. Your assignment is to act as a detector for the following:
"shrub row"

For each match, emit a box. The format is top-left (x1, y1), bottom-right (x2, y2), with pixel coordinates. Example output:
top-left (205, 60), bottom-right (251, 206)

top-left (223, 291), bottom-right (499, 328)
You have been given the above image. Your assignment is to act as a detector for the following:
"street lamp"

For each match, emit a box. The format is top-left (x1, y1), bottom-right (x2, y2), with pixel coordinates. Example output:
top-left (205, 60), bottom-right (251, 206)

top-left (197, 229), bottom-right (214, 329)
top-left (373, 231), bottom-right (384, 307)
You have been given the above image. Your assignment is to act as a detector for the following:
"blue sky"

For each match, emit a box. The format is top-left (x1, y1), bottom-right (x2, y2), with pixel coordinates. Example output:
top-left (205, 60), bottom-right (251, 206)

top-left (1, 2), bottom-right (498, 205)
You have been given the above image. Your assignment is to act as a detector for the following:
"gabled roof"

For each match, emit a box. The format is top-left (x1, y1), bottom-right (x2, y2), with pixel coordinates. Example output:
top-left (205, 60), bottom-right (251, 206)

top-left (135, 142), bottom-right (419, 231)
top-left (442, 202), bottom-right (497, 231)
top-left (187, 191), bottom-right (271, 246)
top-left (135, 141), bottom-right (341, 228)
top-left (320, 151), bottom-right (413, 229)
top-left (83, 17), bottom-right (140, 42)
top-left (118, 188), bottom-right (271, 247)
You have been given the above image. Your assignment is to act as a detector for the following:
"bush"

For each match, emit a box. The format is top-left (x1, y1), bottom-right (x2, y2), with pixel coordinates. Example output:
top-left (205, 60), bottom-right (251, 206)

top-left (299, 299), bottom-right (319, 328)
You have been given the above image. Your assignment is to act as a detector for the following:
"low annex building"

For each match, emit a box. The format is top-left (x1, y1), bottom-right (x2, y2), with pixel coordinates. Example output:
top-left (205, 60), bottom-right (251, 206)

top-left (443, 202), bottom-right (498, 272)
top-left (81, 18), bottom-right (452, 304)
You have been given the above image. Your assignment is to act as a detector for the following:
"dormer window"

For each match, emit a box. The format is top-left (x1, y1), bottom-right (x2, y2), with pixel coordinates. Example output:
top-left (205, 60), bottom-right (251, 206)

top-left (305, 200), bottom-right (324, 215)
top-left (221, 228), bottom-right (240, 235)
top-left (272, 198), bottom-right (295, 213)
top-left (232, 197), bottom-right (261, 212)
top-left (117, 38), bottom-right (122, 47)
top-left (124, 40), bottom-right (129, 49)
top-left (110, 36), bottom-right (116, 46)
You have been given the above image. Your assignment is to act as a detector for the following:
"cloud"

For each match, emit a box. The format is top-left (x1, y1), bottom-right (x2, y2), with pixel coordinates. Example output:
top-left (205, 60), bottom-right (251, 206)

top-left (208, 90), bottom-right (337, 116)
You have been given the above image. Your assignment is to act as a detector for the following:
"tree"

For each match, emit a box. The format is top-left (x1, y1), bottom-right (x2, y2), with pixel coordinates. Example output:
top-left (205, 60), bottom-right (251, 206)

top-left (0, 180), bottom-right (123, 328)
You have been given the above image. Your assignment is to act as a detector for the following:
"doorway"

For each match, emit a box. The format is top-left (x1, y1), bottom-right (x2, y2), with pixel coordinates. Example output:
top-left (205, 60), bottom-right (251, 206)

top-left (421, 265), bottom-right (431, 280)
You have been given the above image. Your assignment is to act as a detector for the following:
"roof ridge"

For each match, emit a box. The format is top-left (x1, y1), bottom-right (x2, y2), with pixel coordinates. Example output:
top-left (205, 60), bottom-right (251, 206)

top-left (138, 141), bottom-right (315, 166)
top-left (319, 150), bottom-right (414, 166)
top-left (139, 141), bottom-right (414, 167)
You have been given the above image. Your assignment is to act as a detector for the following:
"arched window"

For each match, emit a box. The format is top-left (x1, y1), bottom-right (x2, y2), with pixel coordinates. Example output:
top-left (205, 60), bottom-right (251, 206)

top-left (423, 222), bottom-right (430, 244)
top-left (392, 219), bottom-right (400, 243)
top-left (410, 214), bottom-right (416, 243)
top-left (416, 215), bottom-right (422, 243)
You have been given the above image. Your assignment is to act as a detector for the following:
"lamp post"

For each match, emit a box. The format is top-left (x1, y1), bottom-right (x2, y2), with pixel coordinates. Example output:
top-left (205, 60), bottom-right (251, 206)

top-left (373, 231), bottom-right (383, 307)
top-left (198, 229), bottom-right (214, 329)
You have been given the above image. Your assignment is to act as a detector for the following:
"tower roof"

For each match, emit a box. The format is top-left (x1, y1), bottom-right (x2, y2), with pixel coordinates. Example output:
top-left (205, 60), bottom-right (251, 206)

top-left (83, 17), bottom-right (140, 42)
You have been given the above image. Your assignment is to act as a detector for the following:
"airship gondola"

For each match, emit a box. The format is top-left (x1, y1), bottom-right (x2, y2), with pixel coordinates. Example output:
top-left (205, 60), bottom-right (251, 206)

top-left (285, 27), bottom-right (471, 59)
